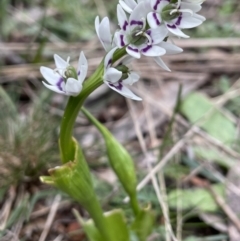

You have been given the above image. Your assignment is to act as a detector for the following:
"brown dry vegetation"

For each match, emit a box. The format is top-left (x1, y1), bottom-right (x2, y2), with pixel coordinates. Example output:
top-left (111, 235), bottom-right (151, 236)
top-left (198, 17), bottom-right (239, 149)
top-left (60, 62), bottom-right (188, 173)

top-left (0, 0), bottom-right (240, 240)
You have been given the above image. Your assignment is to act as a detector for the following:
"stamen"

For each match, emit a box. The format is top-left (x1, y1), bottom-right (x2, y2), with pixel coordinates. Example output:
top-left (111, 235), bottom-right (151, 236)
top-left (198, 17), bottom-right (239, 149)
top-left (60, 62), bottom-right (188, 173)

top-left (66, 56), bottom-right (70, 64)
top-left (170, 8), bottom-right (193, 16)
top-left (53, 57), bottom-right (70, 78)
top-left (143, 33), bottom-right (152, 45)
top-left (170, 9), bottom-right (177, 15)
top-left (141, 17), bottom-right (146, 31)
top-left (176, 0), bottom-right (181, 9)
top-left (135, 30), bottom-right (143, 36)
top-left (54, 67), bottom-right (67, 78)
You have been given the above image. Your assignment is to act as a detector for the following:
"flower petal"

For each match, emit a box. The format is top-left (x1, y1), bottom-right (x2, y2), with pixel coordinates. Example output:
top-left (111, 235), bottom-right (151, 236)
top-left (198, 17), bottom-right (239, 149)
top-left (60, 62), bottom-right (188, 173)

top-left (119, 0), bottom-right (135, 13)
top-left (147, 12), bottom-right (162, 28)
top-left (126, 45), bottom-right (141, 59)
top-left (104, 47), bottom-right (118, 68)
top-left (129, 2), bottom-right (146, 26)
top-left (117, 4), bottom-right (129, 31)
top-left (106, 82), bottom-right (142, 101)
top-left (180, 2), bottom-right (201, 12)
top-left (167, 24), bottom-right (189, 38)
top-left (151, 0), bottom-right (169, 12)
top-left (124, 0), bottom-right (137, 9)
top-left (104, 67), bottom-right (122, 83)
top-left (77, 51), bottom-right (88, 83)
top-left (193, 13), bottom-right (206, 21)
top-left (54, 54), bottom-right (69, 69)
top-left (159, 41), bottom-right (183, 54)
top-left (42, 81), bottom-right (65, 95)
top-left (95, 16), bottom-right (112, 51)
top-left (149, 25), bottom-right (168, 44)
top-left (141, 45), bottom-right (166, 57)
top-left (65, 78), bottom-right (82, 96)
top-left (123, 71), bottom-right (140, 85)
top-left (114, 31), bottom-right (128, 48)
top-left (121, 55), bottom-right (134, 65)
top-left (177, 14), bottom-right (203, 29)
top-left (154, 56), bottom-right (171, 71)
top-left (40, 66), bottom-right (61, 85)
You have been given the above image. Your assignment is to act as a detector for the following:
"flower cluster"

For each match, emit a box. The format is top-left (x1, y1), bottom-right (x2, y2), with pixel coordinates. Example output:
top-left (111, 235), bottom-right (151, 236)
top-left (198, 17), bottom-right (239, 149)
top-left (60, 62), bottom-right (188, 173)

top-left (40, 0), bottom-right (205, 100)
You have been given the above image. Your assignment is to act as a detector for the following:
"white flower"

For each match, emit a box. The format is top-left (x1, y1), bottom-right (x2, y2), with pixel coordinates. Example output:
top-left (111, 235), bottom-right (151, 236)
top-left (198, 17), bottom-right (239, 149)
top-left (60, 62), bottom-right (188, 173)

top-left (147, 0), bottom-right (206, 38)
top-left (115, 3), bottom-right (168, 59)
top-left (103, 47), bottom-right (141, 101)
top-left (95, 16), bottom-right (115, 51)
top-left (40, 52), bottom-right (88, 96)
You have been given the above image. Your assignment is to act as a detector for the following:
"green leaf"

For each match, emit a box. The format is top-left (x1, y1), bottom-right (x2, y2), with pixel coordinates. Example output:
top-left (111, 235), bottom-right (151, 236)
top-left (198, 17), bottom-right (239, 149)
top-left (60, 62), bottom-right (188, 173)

top-left (131, 207), bottom-right (155, 241)
top-left (193, 146), bottom-right (236, 168)
top-left (168, 184), bottom-right (224, 212)
top-left (182, 157), bottom-right (219, 182)
top-left (180, 92), bottom-right (236, 146)
top-left (80, 209), bottom-right (130, 241)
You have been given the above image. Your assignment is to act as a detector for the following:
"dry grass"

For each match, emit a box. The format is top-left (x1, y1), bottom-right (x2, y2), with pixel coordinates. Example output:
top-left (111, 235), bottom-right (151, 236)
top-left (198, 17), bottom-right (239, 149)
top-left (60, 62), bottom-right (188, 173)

top-left (1, 0), bottom-right (240, 240)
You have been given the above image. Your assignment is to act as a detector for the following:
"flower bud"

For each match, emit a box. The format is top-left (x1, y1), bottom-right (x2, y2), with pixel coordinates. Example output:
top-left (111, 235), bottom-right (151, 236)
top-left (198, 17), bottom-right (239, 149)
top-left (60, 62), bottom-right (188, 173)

top-left (81, 108), bottom-right (138, 199)
top-left (116, 64), bottom-right (130, 80)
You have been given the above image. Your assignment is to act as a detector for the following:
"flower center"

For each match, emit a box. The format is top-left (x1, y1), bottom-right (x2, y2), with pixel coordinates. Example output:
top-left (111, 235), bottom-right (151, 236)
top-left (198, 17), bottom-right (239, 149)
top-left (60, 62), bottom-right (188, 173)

top-left (129, 28), bottom-right (152, 46)
top-left (162, 1), bottom-right (194, 22)
top-left (65, 66), bottom-right (78, 80)
top-left (128, 18), bottom-right (152, 46)
top-left (161, 4), bottom-right (181, 21)
top-left (53, 57), bottom-right (78, 83)
top-left (116, 64), bottom-right (129, 80)
top-left (54, 58), bottom-right (78, 83)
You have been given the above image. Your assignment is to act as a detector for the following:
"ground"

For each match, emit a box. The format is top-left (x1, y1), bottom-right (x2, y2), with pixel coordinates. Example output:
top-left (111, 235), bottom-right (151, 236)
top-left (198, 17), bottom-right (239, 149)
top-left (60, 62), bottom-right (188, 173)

top-left (0, 0), bottom-right (240, 240)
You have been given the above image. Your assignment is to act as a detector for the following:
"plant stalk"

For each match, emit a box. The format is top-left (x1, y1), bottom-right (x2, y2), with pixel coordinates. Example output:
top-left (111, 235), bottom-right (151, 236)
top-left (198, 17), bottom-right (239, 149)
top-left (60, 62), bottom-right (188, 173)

top-left (59, 48), bottom-right (126, 164)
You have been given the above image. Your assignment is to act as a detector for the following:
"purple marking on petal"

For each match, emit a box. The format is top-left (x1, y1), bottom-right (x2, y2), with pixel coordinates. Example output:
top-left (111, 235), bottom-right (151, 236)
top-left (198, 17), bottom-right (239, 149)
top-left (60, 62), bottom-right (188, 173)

top-left (109, 81), bottom-right (123, 91)
top-left (130, 20), bottom-right (143, 26)
top-left (153, 13), bottom-right (161, 25)
top-left (128, 46), bottom-right (139, 53)
top-left (78, 70), bottom-right (80, 76)
top-left (122, 21), bottom-right (129, 31)
top-left (167, 24), bottom-right (176, 29)
top-left (146, 29), bottom-right (151, 35)
top-left (120, 34), bottom-right (125, 47)
top-left (175, 14), bottom-right (182, 26)
top-left (153, 0), bottom-right (170, 10)
top-left (153, 0), bottom-right (161, 11)
top-left (107, 59), bottom-right (112, 67)
top-left (141, 45), bottom-right (152, 53)
top-left (56, 77), bottom-right (64, 91)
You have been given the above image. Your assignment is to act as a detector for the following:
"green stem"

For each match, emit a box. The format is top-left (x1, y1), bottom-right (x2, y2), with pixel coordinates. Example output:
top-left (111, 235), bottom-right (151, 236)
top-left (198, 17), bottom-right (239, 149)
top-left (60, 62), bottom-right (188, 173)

top-left (86, 196), bottom-right (112, 241)
top-left (59, 63), bottom-right (103, 163)
top-left (130, 193), bottom-right (141, 216)
top-left (59, 48), bottom-right (126, 164)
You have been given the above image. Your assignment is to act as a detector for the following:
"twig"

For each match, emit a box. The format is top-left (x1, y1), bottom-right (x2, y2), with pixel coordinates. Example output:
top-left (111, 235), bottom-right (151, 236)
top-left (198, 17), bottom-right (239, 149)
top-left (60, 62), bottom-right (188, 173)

top-left (39, 194), bottom-right (61, 241)
top-left (143, 99), bottom-right (171, 241)
top-left (0, 186), bottom-right (16, 230)
top-left (127, 99), bottom-right (179, 241)
top-left (137, 87), bottom-right (240, 160)
top-left (207, 185), bottom-right (240, 232)
top-left (30, 200), bottom-right (71, 220)
top-left (124, 128), bottom-right (194, 202)
top-left (53, 235), bottom-right (63, 241)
